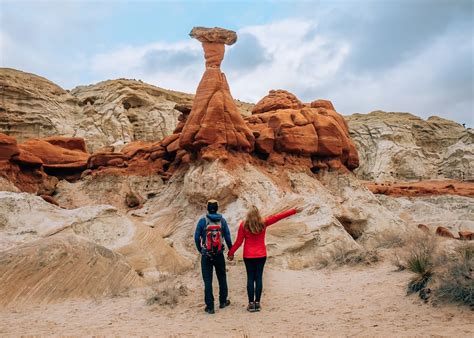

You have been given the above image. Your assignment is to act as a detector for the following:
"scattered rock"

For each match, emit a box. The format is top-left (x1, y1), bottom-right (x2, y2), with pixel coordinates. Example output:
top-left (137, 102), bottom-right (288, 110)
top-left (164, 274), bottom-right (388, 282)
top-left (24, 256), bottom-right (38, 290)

top-left (435, 226), bottom-right (456, 239)
top-left (125, 191), bottom-right (141, 208)
top-left (417, 224), bottom-right (430, 232)
top-left (459, 231), bottom-right (474, 240)
top-left (40, 194), bottom-right (59, 206)
top-left (0, 133), bottom-right (19, 160)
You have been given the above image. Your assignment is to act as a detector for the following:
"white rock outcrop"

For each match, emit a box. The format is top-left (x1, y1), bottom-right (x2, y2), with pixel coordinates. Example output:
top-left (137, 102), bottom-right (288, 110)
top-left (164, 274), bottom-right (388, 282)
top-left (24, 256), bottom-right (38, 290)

top-left (347, 111), bottom-right (473, 181)
top-left (0, 191), bottom-right (192, 305)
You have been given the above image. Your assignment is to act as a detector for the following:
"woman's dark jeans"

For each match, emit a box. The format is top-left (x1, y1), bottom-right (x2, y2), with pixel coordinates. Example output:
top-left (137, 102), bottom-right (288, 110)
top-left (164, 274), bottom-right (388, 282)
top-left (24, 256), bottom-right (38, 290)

top-left (243, 256), bottom-right (267, 303)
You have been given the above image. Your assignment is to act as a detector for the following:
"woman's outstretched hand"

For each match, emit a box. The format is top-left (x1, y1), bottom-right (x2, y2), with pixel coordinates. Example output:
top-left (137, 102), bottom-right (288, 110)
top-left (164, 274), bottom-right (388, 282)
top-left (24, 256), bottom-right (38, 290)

top-left (227, 255), bottom-right (234, 261)
top-left (294, 206), bottom-right (303, 213)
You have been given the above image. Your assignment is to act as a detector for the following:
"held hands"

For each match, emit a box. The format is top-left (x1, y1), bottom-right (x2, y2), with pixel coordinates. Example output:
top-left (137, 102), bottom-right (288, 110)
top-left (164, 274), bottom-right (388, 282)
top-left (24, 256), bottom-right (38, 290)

top-left (227, 255), bottom-right (234, 261)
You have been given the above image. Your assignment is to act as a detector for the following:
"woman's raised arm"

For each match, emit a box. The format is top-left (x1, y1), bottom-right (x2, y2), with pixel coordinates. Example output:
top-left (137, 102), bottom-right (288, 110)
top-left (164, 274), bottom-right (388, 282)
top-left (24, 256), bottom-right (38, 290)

top-left (264, 208), bottom-right (299, 227)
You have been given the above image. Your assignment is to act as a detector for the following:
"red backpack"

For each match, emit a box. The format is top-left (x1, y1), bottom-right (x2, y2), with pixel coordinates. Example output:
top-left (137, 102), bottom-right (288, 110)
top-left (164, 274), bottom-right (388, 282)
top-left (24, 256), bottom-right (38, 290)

top-left (204, 216), bottom-right (223, 255)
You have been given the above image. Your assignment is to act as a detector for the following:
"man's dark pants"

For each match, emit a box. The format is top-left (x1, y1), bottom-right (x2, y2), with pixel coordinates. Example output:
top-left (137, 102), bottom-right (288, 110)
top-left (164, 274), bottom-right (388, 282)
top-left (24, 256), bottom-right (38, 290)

top-left (201, 252), bottom-right (228, 310)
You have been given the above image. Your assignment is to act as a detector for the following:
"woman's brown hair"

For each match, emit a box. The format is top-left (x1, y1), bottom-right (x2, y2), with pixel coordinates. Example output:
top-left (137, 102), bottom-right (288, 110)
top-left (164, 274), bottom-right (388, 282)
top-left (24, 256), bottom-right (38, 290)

top-left (244, 205), bottom-right (265, 234)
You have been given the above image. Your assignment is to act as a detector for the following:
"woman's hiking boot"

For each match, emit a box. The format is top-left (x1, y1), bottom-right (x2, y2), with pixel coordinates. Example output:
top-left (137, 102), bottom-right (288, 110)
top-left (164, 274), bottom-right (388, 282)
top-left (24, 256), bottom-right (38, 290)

top-left (247, 302), bottom-right (256, 312)
top-left (255, 302), bottom-right (261, 311)
top-left (219, 300), bottom-right (231, 309)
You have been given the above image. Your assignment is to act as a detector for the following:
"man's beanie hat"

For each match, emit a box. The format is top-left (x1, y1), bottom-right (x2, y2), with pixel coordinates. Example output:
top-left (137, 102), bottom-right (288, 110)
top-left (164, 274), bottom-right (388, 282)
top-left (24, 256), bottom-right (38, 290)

top-left (207, 199), bottom-right (219, 213)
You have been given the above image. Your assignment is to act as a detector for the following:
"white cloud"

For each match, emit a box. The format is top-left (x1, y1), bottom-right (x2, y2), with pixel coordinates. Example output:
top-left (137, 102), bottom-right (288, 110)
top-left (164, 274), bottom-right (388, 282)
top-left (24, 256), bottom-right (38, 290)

top-left (2, 4), bottom-right (472, 126)
top-left (87, 18), bottom-right (350, 104)
top-left (90, 40), bottom-right (203, 92)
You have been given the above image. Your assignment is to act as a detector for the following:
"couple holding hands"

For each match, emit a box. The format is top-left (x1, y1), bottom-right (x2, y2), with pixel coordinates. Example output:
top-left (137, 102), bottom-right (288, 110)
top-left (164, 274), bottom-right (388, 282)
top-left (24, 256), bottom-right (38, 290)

top-left (194, 200), bottom-right (301, 314)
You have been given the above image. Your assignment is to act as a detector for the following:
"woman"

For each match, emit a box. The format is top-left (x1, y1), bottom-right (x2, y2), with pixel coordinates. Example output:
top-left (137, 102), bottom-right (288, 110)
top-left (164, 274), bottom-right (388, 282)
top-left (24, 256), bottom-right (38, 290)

top-left (227, 205), bottom-right (301, 312)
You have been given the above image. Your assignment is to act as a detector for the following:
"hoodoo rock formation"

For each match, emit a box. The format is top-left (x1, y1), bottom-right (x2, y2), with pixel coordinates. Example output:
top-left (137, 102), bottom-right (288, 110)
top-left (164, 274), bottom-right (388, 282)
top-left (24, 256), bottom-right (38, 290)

top-left (247, 90), bottom-right (359, 171)
top-left (179, 27), bottom-right (255, 157)
top-left (82, 28), bottom-right (359, 177)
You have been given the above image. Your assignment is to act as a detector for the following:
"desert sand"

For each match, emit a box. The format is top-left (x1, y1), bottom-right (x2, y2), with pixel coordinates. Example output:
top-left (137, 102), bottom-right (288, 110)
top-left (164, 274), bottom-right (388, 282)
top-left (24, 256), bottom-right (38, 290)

top-left (1, 258), bottom-right (472, 337)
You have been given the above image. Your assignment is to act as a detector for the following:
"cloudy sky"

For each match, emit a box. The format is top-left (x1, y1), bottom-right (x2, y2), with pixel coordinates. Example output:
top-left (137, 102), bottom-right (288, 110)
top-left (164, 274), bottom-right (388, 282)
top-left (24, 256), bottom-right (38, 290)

top-left (1, 0), bottom-right (473, 125)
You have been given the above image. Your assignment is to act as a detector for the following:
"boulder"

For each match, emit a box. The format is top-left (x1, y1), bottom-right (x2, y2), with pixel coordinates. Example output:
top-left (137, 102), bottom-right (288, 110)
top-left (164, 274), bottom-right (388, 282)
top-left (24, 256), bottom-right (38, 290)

top-left (435, 226), bottom-right (456, 239)
top-left (87, 152), bottom-right (130, 169)
top-left (252, 90), bottom-right (303, 115)
top-left (10, 150), bottom-right (43, 167)
top-left (418, 224), bottom-right (430, 232)
top-left (248, 91), bottom-right (359, 171)
top-left (40, 194), bottom-right (60, 206)
top-left (459, 231), bottom-right (474, 240)
top-left (19, 138), bottom-right (88, 165)
top-left (310, 99), bottom-right (335, 110)
top-left (43, 136), bottom-right (87, 152)
top-left (0, 133), bottom-right (19, 160)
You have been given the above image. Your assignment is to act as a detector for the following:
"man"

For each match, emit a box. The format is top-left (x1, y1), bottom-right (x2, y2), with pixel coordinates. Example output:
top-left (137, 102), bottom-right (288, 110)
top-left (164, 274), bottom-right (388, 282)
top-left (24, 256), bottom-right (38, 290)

top-left (194, 199), bottom-right (233, 314)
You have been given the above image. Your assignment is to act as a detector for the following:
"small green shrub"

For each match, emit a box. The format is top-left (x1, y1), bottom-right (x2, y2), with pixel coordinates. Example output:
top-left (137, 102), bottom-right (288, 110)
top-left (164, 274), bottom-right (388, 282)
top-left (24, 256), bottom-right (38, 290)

top-left (393, 231), bottom-right (437, 294)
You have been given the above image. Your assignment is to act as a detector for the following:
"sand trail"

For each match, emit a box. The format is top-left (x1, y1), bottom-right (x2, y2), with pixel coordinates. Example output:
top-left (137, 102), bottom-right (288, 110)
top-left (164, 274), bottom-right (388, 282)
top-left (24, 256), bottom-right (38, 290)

top-left (0, 261), bottom-right (472, 337)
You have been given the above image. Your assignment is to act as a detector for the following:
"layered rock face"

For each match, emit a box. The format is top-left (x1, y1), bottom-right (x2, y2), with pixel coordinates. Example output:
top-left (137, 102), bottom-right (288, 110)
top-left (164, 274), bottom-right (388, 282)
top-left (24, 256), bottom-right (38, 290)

top-left (70, 80), bottom-right (193, 152)
top-left (179, 27), bottom-right (255, 156)
top-left (0, 68), bottom-right (254, 153)
top-left (0, 68), bottom-right (80, 142)
top-left (0, 68), bottom-right (79, 142)
top-left (247, 90), bottom-right (359, 171)
top-left (376, 194), bottom-right (474, 235)
top-left (0, 191), bottom-right (191, 305)
top-left (366, 180), bottom-right (474, 197)
top-left (2, 67), bottom-right (470, 182)
top-left (118, 159), bottom-right (409, 268)
top-left (347, 111), bottom-right (473, 181)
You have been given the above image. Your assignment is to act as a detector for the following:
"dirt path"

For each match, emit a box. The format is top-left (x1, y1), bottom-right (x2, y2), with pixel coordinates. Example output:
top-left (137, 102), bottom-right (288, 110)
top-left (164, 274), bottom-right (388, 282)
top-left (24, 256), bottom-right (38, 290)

top-left (0, 261), bottom-right (472, 337)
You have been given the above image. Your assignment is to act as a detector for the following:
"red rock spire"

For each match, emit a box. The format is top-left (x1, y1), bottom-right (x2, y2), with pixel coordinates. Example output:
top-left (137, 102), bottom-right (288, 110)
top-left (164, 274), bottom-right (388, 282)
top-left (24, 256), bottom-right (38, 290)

top-left (179, 27), bottom-right (255, 156)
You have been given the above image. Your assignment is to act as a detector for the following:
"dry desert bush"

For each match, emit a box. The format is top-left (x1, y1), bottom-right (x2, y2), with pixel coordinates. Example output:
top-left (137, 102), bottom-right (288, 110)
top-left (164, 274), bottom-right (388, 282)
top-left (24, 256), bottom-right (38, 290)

top-left (434, 243), bottom-right (473, 308)
top-left (315, 242), bottom-right (379, 268)
top-left (371, 229), bottom-right (411, 249)
top-left (146, 280), bottom-right (189, 308)
top-left (393, 231), bottom-right (473, 308)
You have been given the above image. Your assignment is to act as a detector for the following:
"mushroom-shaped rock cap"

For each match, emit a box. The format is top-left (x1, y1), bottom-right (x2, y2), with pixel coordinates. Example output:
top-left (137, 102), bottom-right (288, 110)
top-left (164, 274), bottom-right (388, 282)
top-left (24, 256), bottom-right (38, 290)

top-left (189, 26), bottom-right (237, 45)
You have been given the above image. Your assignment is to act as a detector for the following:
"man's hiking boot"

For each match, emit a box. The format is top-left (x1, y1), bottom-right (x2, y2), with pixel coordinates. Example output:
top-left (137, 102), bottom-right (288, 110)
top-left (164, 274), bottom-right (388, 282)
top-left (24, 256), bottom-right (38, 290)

top-left (204, 306), bottom-right (215, 314)
top-left (247, 302), bottom-right (256, 312)
top-left (219, 300), bottom-right (231, 309)
top-left (255, 302), bottom-right (261, 311)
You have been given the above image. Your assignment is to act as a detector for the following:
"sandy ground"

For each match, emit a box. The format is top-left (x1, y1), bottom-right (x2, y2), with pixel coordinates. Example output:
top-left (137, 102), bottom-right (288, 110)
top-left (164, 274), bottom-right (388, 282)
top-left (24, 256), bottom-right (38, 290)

top-left (0, 260), bottom-right (472, 337)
